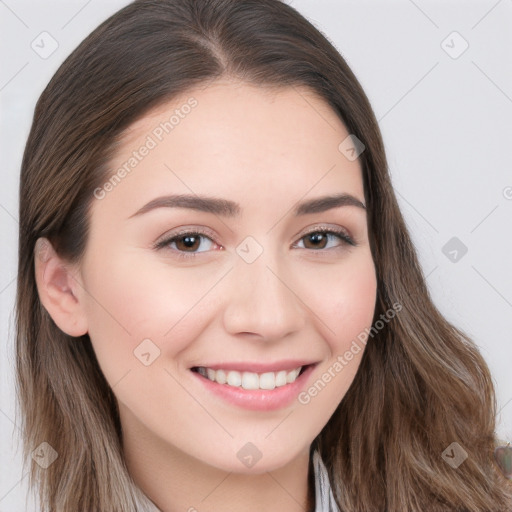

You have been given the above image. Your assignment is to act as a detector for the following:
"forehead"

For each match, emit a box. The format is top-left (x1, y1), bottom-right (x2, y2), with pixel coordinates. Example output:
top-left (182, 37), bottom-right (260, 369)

top-left (97, 79), bottom-right (365, 219)
top-left (123, 79), bottom-right (338, 138)
top-left (119, 79), bottom-right (354, 164)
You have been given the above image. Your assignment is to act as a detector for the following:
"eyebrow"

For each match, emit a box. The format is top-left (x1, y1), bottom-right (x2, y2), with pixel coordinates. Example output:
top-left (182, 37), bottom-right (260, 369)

top-left (128, 192), bottom-right (366, 219)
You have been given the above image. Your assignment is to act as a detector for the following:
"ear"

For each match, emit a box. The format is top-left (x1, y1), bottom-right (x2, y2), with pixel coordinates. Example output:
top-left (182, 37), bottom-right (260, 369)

top-left (34, 237), bottom-right (88, 337)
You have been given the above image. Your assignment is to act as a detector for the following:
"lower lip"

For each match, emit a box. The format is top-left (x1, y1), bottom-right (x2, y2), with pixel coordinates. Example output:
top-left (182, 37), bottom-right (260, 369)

top-left (190, 364), bottom-right (317, 411)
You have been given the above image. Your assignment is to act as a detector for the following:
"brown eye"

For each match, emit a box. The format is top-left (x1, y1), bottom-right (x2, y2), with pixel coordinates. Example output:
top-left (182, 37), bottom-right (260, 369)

top-left (297, 229), bottom-right (355, 250)
top-left (303, 232), bottom-right (328, 249)
top-left (156, 232), bottom-right (216, 254)
top-left (175, 235), bottom-right (201, 252)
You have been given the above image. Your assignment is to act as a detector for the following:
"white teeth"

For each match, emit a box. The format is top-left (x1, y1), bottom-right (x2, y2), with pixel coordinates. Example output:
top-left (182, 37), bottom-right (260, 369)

top-left (195, 366), bottom-right (304, 389)
top-left (259, 372), bottom-right (275, 390)
top-left (216, 369), bottom-right (227, 384)
top-left (275, 370), bottom-right (287, 387)
top-left (241, 372), bottom-right (259, 390)
top-left (227, 371), bottom-right (242, 387)
top-left (287, 368), bottom-right (300, 383)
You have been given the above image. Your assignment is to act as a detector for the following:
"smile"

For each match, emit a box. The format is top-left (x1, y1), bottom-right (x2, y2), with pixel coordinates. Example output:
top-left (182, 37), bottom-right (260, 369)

top-left (190, 363), bottom-right (317, 411)
top-left (192, 366), bottom-right (304, 390)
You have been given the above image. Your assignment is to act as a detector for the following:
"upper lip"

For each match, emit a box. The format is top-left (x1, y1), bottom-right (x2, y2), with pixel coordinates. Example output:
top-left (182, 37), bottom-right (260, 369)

top-left (191, 360), bottom-right (317, 373)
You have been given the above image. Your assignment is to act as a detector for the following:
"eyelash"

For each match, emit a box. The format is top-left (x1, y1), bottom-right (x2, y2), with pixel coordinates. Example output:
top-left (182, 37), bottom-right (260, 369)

top-left (154, 226), bottom-right (357, 260)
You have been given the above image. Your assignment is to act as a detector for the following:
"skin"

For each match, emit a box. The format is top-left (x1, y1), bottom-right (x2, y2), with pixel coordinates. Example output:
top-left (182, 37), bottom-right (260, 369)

top-left (35, 79), bottom-right (377, 512)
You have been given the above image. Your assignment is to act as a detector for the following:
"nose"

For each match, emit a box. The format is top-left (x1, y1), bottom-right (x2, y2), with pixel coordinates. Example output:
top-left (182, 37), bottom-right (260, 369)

top-left (222, 250), bottom-right (307, 342)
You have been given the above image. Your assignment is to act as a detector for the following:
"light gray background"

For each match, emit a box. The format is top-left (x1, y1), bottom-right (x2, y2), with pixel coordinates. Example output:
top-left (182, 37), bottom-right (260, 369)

top-left (1, 0), bottom-right (511, 510)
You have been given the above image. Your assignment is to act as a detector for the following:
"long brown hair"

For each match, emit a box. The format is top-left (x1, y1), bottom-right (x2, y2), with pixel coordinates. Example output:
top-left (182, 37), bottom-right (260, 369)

top-left (16, 0), bottom-right (512, 510)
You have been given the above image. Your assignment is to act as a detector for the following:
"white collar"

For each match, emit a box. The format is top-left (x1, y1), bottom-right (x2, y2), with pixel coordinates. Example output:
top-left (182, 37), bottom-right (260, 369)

top-left (312, 449), bottom-right (340, 512)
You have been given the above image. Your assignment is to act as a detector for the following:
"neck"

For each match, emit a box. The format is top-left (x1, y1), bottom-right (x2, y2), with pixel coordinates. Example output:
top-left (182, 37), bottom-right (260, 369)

top-left (119, 404), bottom-right (314, 512)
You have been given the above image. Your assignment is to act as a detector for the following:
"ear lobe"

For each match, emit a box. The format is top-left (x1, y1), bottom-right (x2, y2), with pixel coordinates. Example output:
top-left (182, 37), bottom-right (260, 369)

top-left (34, 237), bottom-right (88, 337)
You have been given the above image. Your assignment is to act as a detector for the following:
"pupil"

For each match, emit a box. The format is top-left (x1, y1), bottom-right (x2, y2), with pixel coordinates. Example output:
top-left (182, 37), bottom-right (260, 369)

top-left (180, 235), bottom-right (198, 250)
top-left (307, 232), bottom-right (326, 249)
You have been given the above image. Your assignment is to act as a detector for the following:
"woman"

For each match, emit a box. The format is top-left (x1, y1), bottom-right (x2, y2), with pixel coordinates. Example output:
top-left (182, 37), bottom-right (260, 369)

top-left (16, 0), bottom-right (512, 510)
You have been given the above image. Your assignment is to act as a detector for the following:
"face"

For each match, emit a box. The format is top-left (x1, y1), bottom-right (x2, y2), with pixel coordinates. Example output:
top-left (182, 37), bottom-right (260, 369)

top-left (74, 79), bottom-right (377, 473)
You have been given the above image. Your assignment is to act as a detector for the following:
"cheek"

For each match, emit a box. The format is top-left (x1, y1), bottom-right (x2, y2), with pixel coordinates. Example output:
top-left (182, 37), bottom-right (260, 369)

top-left (81, 249), bottom-right (227, 381)
top-left (295, 251), bottom-right (377, 405)
top-left (290, 250), bottom-right (377, 418)
top-left (82, 241), bottom-right (376, 409)
top-left (305, 250), bottom-right (377, 349)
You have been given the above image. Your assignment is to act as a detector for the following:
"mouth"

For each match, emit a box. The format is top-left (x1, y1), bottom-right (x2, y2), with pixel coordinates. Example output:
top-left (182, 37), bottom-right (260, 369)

top-left (190, 364), bottom-right (311, 391)
top-left (189, 362), bottom-right (318, 411)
